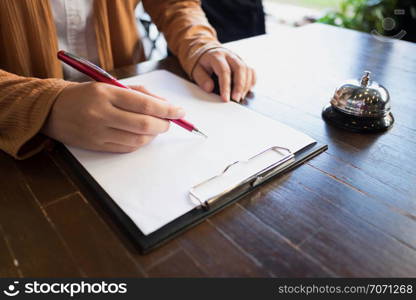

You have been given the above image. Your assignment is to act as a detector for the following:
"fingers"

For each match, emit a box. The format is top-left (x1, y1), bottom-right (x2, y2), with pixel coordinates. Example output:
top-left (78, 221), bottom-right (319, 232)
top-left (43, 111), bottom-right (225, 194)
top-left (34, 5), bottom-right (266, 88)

top-left (110, 88), bottom-right (185, 119)
top-left (128, 85), bottom-right (167, 101)
top-left (193, 65), bottom-right (214, 93)
top-left (227, 56), bottom-right (257, 101)
top-left (251, 67), bottom-right (257, 88)
top-left (108, 108), bottom-right (170, 135)
top-left (211, 55), bottom-right (232, 102)
top-left (243, 67), bottom-right (252, 99)
top-left (195, 49), bottom-right (256, 102)
top-left (246, 67), bottom-right (256, 98)
top-left (103, 128), bottom-right (156, 148)
top-left (227, 56), bottom-right (246, 102)
top-left (100, 143), bottom-right (138, 153)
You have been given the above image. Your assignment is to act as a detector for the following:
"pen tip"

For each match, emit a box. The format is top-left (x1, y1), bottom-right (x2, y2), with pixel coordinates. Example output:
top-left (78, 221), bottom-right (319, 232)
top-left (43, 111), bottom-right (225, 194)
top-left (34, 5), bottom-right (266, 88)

top-left (193, 128), bottom-right (208, 138)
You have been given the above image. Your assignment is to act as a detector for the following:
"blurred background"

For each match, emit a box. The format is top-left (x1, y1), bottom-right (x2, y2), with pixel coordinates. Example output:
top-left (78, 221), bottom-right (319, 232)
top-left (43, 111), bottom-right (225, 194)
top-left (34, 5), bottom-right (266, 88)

top-left (137, 0), bottom-right (416, 61)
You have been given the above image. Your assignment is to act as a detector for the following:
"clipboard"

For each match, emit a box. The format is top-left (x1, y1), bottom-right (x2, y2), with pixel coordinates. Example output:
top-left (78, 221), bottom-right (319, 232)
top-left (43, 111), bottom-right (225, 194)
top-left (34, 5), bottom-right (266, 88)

top-left (58, 141), bottom-right (327, 254)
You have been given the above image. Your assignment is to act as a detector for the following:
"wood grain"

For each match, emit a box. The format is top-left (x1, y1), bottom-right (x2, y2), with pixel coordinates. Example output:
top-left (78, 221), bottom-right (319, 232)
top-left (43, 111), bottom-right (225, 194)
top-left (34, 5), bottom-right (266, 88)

top-left (299, 219), bottom-right (416, 277)
top-left (15, 152), bottom-right (77, 206)
top-left (44, 193), bottom-right (146, 277)
top-left (146, 250), bottom-right (205, 277)
top-left (0, 225), bottom-right (20, 277)
top-left (178, 221), bottom-right (269, 277)
top-left (208, 204), bottom-right (334, 277)
top-left (0, 153), bottom-right (81, 277)
top-left (253, 166), bottom-right (416, 277)
top-left (291, 162), bottom-right (416, 250)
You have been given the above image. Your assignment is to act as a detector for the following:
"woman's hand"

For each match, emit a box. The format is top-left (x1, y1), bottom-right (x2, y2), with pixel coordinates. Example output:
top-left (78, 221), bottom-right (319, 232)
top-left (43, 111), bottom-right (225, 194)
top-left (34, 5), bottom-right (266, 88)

top-left (42, 83), bottom-right (185, 153)
top-left (192, 48), bottom-right (256, 102)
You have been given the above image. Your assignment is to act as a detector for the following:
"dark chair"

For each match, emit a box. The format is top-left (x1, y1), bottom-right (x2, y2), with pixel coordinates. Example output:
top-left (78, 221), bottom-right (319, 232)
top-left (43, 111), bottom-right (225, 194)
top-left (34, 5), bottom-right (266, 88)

top-left (201, 0), bottom-right (266, 43)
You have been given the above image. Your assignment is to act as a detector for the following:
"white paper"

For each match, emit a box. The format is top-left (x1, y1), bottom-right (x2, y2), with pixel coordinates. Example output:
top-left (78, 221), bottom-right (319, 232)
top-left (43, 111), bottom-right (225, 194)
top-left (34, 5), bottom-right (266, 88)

top-left (67, 70), bottom-right (315, 235)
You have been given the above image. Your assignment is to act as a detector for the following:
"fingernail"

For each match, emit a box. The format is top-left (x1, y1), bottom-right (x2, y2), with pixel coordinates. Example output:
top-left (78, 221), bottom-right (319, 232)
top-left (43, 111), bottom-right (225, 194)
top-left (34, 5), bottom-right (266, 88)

top-left (232, 92), bottom-right (241, 102)
top-left (242, 92), bottom-right (248, 100)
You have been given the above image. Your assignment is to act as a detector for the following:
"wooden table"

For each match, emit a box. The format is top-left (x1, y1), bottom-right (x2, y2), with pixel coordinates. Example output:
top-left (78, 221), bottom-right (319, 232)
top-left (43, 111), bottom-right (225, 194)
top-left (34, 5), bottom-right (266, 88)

top-left (1, 24), bottom-right (416, 277)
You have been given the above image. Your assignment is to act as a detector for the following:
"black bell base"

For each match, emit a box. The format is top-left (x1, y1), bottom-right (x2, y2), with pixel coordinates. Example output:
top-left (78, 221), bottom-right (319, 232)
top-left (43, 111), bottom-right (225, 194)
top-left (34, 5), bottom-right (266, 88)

top-left (322, 104), bottom-right (394, 133)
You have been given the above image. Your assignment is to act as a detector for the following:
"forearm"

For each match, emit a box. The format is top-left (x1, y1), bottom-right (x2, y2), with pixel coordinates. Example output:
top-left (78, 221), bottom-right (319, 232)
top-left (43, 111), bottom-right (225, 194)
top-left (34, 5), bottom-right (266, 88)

top-left (0, 69), bottom-right (75, 159)
top-left (142, 0), bottom-right (222, 77)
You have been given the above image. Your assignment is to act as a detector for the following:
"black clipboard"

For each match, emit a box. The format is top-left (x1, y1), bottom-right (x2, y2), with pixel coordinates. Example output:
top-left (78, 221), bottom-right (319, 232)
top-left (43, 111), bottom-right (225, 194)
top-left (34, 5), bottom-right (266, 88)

top-left (57, 141), bottom-right (327, 254)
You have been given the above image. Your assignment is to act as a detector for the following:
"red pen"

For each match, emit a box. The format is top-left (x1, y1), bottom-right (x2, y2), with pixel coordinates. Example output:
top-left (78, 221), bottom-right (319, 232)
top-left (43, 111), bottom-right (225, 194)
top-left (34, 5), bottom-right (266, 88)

top-left (57, 50), bottom-right (207, 138)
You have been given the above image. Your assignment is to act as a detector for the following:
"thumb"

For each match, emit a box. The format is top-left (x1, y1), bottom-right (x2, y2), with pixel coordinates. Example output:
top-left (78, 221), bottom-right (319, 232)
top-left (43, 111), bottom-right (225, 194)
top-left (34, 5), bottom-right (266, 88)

top-left (128, 85), bottom-right (167, 101)
top-left (192, 65), bottom-right (214, 93)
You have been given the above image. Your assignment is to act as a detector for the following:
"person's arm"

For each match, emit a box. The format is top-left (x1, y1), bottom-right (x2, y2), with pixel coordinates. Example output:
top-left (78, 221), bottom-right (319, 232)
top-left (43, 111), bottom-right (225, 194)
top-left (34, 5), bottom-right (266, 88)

top-left (0, 69), bottom-right (186, 160)
top-left (0, 69), bottom-right (74, 159)
top-left (142, 0), bottom-right (256, 102)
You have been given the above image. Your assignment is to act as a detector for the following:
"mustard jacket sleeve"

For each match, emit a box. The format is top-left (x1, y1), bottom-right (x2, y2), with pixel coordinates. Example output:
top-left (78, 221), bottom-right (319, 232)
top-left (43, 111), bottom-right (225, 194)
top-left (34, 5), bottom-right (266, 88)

top-left (142, 0), bottom-right (222, 78)
top-left (0, 69), bottom-right (74, 159)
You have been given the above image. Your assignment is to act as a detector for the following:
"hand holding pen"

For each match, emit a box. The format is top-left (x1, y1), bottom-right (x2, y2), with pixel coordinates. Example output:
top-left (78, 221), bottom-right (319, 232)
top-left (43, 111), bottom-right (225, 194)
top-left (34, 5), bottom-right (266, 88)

top-left (41, 52), bottom-right (206, 154)
top-left (57, 51), bottom-right (207, 138)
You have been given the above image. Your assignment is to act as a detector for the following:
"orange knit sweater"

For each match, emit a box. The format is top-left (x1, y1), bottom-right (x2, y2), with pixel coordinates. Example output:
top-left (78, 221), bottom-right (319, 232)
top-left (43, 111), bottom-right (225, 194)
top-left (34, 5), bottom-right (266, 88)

top-left (0, 0), bottom-right (221, 159)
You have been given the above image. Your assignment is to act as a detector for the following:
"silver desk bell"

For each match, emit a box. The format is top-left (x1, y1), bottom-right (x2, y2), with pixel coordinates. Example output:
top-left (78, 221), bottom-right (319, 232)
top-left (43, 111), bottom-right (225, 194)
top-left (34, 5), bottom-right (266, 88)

top-left (322, 71), bottom-right (394, 132)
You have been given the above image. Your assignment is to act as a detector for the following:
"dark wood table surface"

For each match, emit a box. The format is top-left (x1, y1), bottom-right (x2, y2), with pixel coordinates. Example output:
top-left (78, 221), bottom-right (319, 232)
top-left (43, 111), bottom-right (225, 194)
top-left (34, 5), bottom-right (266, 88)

top-left (1, 24), bottom-right (416, 277)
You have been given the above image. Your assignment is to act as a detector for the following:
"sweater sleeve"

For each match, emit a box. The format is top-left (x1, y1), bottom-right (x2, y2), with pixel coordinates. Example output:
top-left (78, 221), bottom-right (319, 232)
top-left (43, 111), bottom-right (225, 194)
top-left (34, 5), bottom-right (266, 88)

top-left (0, 69), bottom-right (75, 159)
top-left (142, 0), bottom-right (222, 78)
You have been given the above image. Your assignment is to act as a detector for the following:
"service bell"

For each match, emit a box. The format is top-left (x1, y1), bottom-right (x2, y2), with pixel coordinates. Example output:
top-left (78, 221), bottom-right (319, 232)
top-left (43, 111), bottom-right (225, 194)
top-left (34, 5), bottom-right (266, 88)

top-left (322, 71), bottom-right (394, 132)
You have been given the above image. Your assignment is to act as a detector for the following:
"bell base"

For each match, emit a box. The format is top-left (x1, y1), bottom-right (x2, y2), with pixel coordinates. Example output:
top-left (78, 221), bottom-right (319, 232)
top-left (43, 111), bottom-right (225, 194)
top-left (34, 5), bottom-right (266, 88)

top-left (322, 104), bottom-right (394, 133)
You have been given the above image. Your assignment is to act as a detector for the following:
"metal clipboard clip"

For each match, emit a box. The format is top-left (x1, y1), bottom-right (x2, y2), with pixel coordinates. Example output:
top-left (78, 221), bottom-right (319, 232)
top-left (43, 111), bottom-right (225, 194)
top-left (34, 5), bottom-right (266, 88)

top-left (189, 146), bottom-right (295, 210)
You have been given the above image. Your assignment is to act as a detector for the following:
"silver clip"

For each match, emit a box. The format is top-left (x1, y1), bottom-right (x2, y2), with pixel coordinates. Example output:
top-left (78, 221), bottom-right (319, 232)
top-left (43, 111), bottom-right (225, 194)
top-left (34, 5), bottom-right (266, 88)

top-left (189, 146), bottom-right (294, 210)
